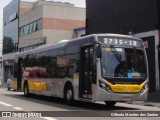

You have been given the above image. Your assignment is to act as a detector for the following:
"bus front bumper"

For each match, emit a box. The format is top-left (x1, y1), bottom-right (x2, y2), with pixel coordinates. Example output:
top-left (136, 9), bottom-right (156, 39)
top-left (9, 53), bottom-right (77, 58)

top-left (110, 90), bottom-right (148, 102)
top-left (96, 88), bottom-right (148, 102)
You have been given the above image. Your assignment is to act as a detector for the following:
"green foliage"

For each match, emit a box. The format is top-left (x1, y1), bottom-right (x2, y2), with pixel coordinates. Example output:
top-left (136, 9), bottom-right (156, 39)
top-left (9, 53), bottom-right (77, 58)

top-left (3, 36), bottom-right (14, 54)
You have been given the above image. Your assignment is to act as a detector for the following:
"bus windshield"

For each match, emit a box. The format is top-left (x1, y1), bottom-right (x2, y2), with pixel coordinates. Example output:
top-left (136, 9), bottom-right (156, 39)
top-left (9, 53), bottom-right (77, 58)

top-left (101, 47), bottom-right (146, 79)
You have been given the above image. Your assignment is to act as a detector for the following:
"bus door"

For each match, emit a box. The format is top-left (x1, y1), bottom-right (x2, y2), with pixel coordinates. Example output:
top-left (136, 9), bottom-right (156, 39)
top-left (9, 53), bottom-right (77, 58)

top-left (80, 46), bottom-right (94, 99)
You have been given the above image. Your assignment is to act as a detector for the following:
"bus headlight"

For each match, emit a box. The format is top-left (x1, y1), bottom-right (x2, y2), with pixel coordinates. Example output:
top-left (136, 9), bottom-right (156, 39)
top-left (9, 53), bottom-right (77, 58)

top-left (99, 80), bottom-right (112, 92)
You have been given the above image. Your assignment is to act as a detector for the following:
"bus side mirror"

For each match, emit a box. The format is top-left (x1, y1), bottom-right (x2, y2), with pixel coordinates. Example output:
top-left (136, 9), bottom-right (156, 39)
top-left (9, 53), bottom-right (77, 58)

top-left (96, 46), bottom-right (102, 58)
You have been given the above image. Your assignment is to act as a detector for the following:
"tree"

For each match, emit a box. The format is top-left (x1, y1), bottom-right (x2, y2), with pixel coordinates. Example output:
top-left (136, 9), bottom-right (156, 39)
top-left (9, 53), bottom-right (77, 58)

top-left (3, 36), bottom-right (15, 54)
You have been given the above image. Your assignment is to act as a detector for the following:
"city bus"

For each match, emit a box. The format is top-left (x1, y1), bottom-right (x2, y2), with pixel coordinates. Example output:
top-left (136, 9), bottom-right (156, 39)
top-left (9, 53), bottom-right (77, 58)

top-left (13, 34), bottom-right (148, 106)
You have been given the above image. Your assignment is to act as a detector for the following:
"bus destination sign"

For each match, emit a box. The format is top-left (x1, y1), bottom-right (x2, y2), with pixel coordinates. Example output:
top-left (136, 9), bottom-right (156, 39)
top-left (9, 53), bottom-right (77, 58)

top-left (98, 37), bottom-right (142, 47)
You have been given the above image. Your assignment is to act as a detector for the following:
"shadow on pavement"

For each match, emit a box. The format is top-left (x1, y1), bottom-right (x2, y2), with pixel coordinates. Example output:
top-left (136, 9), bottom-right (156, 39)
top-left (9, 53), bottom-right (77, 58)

top-left (1, 90), bottom-right (141, 111)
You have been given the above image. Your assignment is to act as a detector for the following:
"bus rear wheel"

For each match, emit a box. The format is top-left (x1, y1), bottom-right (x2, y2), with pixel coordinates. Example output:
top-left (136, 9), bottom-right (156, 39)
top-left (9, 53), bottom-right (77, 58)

top-left (24, 82), bottom-right (30, 97)
top-left (64, 84), bottom-right (74, 105)
top-left (105, 101), bottom-right (116, 107)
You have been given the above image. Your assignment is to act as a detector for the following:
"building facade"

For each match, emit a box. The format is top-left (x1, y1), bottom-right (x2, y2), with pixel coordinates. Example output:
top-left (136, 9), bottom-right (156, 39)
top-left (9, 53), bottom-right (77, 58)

top-left (3, 0), bottom-right (19, 82)
top-left (2, 0), bottom-right (85, 82)
top-left (3, 0), bottom-right (19, 54)
top-left (86, 0), bottom-right (159, 35)
top-left (19, 0), bottom-right (85, 52)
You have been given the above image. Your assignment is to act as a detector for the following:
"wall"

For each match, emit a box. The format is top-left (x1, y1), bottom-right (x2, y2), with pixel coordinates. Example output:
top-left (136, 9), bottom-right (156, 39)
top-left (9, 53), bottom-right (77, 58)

top-left (86, 0), bottom-right (158, 35)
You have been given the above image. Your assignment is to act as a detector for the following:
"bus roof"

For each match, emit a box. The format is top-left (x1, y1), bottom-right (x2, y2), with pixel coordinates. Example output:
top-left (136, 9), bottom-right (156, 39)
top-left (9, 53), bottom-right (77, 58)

top-left (15, 33), bottom-right (141, 57)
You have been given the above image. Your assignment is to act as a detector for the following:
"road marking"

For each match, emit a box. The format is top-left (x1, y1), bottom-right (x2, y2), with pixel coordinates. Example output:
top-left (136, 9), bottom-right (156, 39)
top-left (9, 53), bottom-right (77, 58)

top-left (0, 101), bottom-right (13, 107)
top-left (0, 100), bottom-right (57, 120)
top-left (13, 107), bottom-right (23, 110)
top-left (42, 117), bottom-right (58, 120)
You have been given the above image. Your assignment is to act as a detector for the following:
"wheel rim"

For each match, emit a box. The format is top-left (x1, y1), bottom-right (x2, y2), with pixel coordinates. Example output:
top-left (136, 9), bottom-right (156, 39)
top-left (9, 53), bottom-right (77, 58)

top-left (66, 89), bottom-right (72, 100)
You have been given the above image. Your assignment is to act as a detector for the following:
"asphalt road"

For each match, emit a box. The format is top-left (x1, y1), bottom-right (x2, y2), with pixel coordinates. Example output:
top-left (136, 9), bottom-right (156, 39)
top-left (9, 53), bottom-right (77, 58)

top-left (0, 87), bottom-right (160, 120)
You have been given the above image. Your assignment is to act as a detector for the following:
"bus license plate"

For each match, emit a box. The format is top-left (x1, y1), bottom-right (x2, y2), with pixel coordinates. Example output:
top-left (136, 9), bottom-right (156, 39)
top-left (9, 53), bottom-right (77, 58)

top-left (121, 97), bottom-right (131, 101)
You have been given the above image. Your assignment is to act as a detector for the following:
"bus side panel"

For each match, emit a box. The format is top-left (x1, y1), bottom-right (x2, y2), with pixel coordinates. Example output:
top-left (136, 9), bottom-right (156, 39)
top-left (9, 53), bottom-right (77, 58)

top-left (24, 78), bottom-right (65, 98)
top-left (72, 76), bottom-right (79, 101)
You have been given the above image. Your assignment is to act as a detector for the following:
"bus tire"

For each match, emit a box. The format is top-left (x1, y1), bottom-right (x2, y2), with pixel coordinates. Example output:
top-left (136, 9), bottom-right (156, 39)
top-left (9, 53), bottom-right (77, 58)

top-left (24, 82), bottom-right (30, 97)
top-left (64, 84), bottom-right (74, 105)
top-left (105, 101), bottom-right (116, 107)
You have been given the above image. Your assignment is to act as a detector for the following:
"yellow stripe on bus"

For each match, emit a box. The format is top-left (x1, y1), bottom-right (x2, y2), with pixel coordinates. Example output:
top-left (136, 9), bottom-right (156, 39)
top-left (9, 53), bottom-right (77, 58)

top-left (107, 82), bottom-right (144, 93)
top-left (28, 81), bottom-right (46, 91)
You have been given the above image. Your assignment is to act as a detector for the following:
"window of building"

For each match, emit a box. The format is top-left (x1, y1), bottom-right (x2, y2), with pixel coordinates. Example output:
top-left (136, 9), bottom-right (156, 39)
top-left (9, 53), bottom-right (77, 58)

top-left (37, 19), bottom-right (42, 30)
top-left (20, 19), bottom-right (42, 37)
top-left (19, 44), bottom-right (44, 52)
top-left (20, 27), bottom-right (24, 36)
top-left (4, 12), bottom-right (18, 26)
top-left (29, 23), bottom-right (33, 33)
top-left (32, 22), bottom-right (37, 32)
top-left (24, 25), bottom-right (29, 35)
top-left (9, 12), bottom-right (18, 22)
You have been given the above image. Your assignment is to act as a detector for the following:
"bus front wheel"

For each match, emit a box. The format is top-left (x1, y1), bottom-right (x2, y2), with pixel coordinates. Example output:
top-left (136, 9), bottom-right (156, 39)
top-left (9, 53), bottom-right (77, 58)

top-left (105, 101), bottom-right (116, 107)
top-left (64, 84), bottom-right (74, 105)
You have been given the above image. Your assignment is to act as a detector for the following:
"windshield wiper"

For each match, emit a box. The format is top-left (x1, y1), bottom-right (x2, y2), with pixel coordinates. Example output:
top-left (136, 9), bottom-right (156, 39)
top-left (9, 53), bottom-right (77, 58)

top-left (110, 45), bottom-right (122, 63)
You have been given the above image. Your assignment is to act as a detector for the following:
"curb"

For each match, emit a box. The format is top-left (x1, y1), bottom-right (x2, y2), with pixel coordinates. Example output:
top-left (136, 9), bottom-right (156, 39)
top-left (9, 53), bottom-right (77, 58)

top-left (144, 102), bottom-right (160, 108)
top-left (128, 101), bottom-right (160, 108)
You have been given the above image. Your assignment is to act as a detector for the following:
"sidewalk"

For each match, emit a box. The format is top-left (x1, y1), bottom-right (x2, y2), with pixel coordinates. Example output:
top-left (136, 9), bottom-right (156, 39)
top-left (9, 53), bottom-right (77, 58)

top-left (130, 91), bottom-right (160, 108)
top-left (144, 91), bottom-right (160, 107)
top-left (147, 91), bottom-right (160, 103)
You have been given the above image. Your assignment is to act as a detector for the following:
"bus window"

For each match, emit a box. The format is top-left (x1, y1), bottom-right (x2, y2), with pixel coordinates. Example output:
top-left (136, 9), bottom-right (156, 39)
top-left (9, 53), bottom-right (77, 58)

top-left (101, 47), bottom-right (146, 79)
top-left (66, 54), bottom-right (79, 78)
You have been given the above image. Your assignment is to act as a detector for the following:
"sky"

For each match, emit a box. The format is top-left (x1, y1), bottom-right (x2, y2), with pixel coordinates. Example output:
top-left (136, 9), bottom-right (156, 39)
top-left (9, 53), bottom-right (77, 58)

top-left (0, 0), bottom-right (85, 55)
